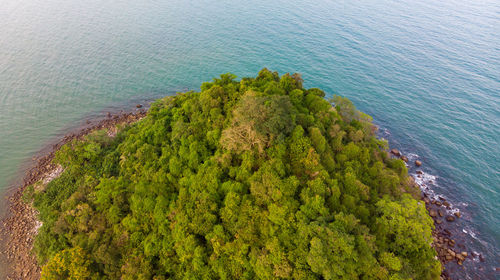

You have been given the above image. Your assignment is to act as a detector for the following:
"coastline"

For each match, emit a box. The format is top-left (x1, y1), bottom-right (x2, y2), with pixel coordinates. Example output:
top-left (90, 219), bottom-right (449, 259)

top-left (0, 109), bottom-right (467, 280)
top-left (388, 149), bottom-right (471, 280)
top-left (0, 108), bottom-right (147, 280)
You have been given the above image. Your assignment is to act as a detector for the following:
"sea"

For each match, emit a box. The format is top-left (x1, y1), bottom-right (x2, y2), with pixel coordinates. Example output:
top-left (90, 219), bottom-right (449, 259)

top-left (0, 0), bottom-right (498, 278)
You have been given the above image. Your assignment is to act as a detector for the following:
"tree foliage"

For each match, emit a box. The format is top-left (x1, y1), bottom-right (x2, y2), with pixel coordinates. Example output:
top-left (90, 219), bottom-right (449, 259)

top-left (30, 69), bottom-right (440, 279)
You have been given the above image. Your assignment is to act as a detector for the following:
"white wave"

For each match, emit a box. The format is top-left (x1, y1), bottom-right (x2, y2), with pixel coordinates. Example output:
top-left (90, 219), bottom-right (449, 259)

top-left (406, 152), bottom-right (419, 161)
top-left (462, 228), bottom-right (479, 240)
top-left (412, 171), bottom-right (463, 214)
top-left (413, 171), bottom-right (437, 187)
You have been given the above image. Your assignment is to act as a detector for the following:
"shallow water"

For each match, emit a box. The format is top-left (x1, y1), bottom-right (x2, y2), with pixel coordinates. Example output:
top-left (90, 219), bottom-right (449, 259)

top-left (0, 0), bottom-right (498, 278)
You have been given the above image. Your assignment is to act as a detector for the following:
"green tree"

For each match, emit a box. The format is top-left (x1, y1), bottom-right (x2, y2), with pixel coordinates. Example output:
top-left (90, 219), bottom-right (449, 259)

top-left (29, 69), bottom-right (440, 279)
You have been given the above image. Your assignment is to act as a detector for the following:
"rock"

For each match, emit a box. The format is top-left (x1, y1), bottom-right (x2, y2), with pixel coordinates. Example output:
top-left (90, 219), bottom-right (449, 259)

top-left (438, 210), bottom-right (444, 217)
top-left (436, 219), bottom-right (442, 224)
top-left (401, 155), bottom-right (408, 162)
top-left (390, 149), bottom-right (401, 157)
top-left (443, 201), bottom-right (450, 207)
top-left (458, 260), bottom-right (463, 265)
top-left (435, 201), bottom-right (442, 206)
top-left (445, 254), bottom-right (453, 260)
top-left (415, 160), bottom-right (422, 166)
top-left (429, 209), bottom-right (438, 217)
top-left (454, 211), bottom-right (461, 218)
top-left (136, 104), bottom-right (143, 108)
top-left (461, 252), bottom-right (467, 257)
top-left (416, 170), bottom-right (423, 175)
top-left (446, 215), bottom-right (455, 222)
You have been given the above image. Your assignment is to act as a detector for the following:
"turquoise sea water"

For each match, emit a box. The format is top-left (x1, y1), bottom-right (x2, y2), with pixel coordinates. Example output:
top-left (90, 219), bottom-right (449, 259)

top-left (0, 0), bottom-right (498, 277)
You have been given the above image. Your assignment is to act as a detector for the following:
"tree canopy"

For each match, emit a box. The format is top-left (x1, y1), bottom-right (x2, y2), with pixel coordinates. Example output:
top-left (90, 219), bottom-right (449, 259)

top-left (28, 69), bottom-right (440, 279)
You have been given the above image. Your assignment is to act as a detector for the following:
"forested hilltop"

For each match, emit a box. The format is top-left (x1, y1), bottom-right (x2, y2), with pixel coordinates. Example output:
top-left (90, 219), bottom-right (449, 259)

top-left (27, 69), bottom-right (441, 279)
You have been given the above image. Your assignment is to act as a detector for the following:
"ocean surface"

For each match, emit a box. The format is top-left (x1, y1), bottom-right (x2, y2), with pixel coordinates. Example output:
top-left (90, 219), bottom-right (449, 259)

top-left (0, 0), bottom-right (498, 278)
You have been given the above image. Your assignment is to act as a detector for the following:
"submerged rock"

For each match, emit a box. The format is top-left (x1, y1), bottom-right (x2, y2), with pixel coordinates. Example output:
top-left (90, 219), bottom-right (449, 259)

top-left (446, 216), bottom-right (455, 222)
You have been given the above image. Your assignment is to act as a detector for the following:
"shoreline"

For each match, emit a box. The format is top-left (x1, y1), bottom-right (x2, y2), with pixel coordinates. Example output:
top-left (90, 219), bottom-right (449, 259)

top-left (0, 109), bottom-right (467, 280)
top-left (389, 149), bottom-right (473, 280)
top-left (0, 108), bottom-right (147, 280)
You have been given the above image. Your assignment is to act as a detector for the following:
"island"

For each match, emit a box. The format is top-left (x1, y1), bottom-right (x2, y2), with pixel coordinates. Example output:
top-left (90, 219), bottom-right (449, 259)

top-left (19, 69), bottom-right (441, 279)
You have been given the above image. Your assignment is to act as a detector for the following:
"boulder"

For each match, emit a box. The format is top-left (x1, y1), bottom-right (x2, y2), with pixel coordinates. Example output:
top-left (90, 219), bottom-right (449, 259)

top-left (438, 210), bottom-right (444, 217)
top-left (429, 209), bottom-right (438, 217)
top-left (136, 104), bottom-right (143, 108)
top-left (416, 170), bottom-right (423, 175)
top-left (400, 155), bottom-right (408, 162)
top-left (415, 160), bottom-right (422, 166)
top-left (454, 211), bottom-right (461, 218)
top-left (446, 215), bottom-right (455, 222)
top-left (390, 149), bottom-right (401, 156)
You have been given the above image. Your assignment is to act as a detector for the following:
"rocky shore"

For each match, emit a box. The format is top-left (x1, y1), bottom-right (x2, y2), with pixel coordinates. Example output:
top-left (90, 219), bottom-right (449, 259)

top-left (390, 149), bottom-right (473, 280)
top-left (0, 108), bottom-right (147, 280)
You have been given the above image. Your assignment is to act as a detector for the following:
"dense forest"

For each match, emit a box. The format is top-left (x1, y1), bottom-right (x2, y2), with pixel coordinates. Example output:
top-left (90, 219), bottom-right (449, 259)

top-left (26, 69), bottom-right (441, 279)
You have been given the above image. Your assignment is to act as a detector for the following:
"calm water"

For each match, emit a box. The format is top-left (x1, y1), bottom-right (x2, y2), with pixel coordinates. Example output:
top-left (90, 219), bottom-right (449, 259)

top-left (0, 0), bottom-right (498, 278)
